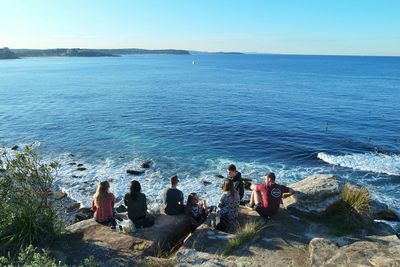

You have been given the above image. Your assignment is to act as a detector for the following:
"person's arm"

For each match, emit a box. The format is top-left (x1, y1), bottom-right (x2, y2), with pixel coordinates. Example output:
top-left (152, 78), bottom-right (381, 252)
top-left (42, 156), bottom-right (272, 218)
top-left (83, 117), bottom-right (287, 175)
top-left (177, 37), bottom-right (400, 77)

top-left (111, 194), bottom-right (115, 208)
top-left (162, 189), bottom-right (167, 204)
top-left (92, 199), bottom-right (97, 212)
top-left (143, 195), bottom-right (148, 212)
top-left (282, 188), bottom-right (294, 199)
top-left (124, 194), bottom-right (128, 206)
top-left (179, 191), bottom-right (184, 205)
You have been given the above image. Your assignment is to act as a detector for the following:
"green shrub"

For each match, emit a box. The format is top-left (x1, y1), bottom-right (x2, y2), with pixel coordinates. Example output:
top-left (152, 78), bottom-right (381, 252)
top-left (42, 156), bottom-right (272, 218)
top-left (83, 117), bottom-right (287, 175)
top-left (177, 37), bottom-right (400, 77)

top-left (326, 183), bottom-right (372, 234)
top-left (224, 220), bottom-right (268, 255)
top-left (0, 244), bottom-right (67, 267)
top-left (0, 245), bottom-right (99, 267)
top-left (340, 184), bottom-right (372, 227)
top-left (0, 147), bottom-right (60, 255)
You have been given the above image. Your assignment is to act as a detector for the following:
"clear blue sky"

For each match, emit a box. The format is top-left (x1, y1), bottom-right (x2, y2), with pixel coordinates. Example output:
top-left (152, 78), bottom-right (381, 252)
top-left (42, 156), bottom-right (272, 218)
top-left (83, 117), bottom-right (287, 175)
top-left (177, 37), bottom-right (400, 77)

top-left (1, 0), bottom-right (400, 55)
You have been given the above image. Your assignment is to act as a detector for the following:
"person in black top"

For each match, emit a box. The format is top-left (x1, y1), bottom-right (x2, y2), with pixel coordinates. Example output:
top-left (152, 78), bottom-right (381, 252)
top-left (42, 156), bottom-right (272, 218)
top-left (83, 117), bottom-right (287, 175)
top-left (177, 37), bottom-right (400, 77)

top-left (124, 180), bottom-right (154, 228)
top-left (227, 164), bottom-right (244, 201)
top-left (163, 175), bottom-right (185, 215)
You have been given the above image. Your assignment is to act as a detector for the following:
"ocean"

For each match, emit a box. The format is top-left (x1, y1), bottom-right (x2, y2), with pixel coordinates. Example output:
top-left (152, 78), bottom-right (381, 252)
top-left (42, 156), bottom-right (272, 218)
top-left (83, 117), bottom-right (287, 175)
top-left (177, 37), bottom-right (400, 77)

top-left (0, 54), bottom-right (399, 219)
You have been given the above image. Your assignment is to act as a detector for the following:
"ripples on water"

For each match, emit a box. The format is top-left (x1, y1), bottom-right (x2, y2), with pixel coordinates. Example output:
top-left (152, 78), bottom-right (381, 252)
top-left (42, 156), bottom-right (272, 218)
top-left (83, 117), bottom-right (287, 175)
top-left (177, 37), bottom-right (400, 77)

top-left (0, 55), bottom-right (399, 213)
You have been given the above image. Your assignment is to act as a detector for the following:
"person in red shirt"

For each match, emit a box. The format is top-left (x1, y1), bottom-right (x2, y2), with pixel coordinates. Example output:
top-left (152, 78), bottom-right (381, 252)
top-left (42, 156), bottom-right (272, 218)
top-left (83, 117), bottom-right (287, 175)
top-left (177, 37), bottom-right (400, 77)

top-left (92, 181), bottom-right (116, 224)
top-left (247, 172), bottom-right (294, 218)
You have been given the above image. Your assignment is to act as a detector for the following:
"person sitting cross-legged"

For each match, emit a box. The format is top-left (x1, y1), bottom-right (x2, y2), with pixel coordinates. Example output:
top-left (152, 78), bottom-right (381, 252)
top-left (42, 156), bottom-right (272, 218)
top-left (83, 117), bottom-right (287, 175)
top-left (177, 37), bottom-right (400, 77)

top-left (163, 175), bottom-right (185, 215)
top-left (124, 180), bottom-right (154, 228)
top-left (247, 172), bottom-right (294, 218)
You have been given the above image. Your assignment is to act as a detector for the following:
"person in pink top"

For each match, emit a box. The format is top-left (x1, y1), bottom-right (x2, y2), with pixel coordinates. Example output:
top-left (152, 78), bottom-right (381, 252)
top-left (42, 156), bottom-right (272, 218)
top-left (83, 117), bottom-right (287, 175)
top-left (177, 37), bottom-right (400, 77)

top-left (247, 172), bottom-right (294, 218)
top-left (92, 181), bottom-right (116, 224)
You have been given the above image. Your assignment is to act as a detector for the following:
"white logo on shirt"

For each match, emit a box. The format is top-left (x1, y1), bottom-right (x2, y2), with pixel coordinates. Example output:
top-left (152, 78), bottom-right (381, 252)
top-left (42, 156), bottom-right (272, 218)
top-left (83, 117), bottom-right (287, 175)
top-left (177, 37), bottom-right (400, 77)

top-left (271, 188), bottom-right (282, 198)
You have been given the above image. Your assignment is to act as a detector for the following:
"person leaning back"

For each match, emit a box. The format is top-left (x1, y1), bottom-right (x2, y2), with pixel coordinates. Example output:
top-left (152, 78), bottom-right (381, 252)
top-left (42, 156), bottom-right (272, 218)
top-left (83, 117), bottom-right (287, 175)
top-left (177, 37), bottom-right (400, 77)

top-left (247, 172), bottom-right (294, 218)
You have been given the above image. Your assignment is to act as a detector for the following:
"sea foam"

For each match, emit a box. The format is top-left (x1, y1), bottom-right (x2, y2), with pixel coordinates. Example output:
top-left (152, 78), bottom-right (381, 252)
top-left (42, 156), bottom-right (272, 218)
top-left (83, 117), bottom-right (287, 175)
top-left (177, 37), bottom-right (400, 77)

top-left (317, 152), bottom-right (400, 176)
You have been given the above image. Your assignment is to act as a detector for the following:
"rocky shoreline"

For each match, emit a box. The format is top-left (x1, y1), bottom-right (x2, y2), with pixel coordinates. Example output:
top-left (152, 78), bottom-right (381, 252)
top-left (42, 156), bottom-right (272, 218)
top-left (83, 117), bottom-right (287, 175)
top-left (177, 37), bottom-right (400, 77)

top-left (49, 174), bottom-right (400, 267)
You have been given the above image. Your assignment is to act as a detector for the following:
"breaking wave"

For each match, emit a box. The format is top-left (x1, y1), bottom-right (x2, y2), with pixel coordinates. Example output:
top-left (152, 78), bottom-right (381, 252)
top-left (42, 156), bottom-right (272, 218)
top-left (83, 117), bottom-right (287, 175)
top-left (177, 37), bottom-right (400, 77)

top-left (317, 152), bottom-right (400, 176)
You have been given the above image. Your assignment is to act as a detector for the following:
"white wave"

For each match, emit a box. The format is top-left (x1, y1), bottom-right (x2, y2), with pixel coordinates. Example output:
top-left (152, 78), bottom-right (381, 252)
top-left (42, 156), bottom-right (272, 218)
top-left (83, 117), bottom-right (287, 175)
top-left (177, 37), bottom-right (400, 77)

top-left (318, 152), bottom-right (400, 176)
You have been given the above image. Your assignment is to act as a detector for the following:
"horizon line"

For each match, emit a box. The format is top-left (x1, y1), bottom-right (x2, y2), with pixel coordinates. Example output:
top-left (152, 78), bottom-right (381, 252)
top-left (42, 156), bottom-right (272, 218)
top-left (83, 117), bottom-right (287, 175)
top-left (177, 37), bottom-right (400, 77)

top-left (3, 46), bottom-right (400, 58)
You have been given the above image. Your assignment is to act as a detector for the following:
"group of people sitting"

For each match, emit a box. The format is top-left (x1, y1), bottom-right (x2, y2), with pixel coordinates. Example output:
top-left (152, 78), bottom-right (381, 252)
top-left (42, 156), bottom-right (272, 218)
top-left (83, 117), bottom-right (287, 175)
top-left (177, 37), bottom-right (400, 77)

top-left (91, 164), bottom-right (294, 233)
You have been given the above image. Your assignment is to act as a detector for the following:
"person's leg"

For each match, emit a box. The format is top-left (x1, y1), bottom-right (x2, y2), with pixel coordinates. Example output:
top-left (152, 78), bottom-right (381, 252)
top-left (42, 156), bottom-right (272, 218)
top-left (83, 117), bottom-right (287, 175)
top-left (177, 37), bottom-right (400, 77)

top-left (254, 191), bottom-right (262, 206)
top-left (249, 190), bottom-right (255, 206)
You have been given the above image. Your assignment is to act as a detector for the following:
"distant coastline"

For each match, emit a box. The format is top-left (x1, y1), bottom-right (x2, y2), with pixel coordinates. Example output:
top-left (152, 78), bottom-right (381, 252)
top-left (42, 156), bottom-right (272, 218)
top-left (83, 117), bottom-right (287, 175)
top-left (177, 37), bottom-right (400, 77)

top-left (0, 47), bottom-right (191, 59)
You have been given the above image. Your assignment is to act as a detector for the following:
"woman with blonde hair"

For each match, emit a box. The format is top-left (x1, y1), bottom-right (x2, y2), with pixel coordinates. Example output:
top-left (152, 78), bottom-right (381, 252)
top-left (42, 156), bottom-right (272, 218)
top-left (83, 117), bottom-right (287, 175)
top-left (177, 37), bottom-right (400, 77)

top-left (92, 181), bottom-right (116, 224)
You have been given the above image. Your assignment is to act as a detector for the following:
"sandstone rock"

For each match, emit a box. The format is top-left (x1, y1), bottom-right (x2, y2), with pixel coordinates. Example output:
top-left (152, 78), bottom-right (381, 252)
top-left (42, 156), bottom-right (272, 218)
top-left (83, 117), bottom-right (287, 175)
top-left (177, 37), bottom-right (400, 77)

top-left (52, 213), bottom-right (191, 266)
top-left (309, 235), bottom-right (400, 267)
top-left (283, 174), bottom-right (344, 218)
top-left (127, 169), bottom-right (145, 175)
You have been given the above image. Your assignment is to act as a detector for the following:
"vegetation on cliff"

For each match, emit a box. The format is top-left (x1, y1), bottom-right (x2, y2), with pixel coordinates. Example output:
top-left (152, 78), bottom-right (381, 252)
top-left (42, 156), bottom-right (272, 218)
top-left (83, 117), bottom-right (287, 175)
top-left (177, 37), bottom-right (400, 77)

top-left (0, 148), bottom-right (60, 255)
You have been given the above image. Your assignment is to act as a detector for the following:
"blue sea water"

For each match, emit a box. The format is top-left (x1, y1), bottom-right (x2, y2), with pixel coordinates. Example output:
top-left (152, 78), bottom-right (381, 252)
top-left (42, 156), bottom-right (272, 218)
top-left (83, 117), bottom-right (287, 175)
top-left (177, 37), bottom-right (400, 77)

top-left (0, 54), bottom-right (399, 216)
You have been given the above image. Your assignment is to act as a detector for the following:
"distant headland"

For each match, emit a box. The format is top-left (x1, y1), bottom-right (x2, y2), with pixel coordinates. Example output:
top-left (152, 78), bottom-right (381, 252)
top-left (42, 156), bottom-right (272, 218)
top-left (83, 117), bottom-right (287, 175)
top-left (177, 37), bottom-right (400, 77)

top-left (0, 47), bottom-right (191, 59)
top-left (0, 47), bottom-right (19, 59)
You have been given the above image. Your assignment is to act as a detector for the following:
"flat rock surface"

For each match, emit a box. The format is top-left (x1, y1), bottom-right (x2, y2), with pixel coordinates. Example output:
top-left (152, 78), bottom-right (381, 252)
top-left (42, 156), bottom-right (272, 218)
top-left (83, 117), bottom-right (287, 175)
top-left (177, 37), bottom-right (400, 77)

top-left (176, 207), bottom-right (399, 267)
top-left (283, 174), bottom-right (344, 218)
top-left (52, 213), bottom-right (190, 266)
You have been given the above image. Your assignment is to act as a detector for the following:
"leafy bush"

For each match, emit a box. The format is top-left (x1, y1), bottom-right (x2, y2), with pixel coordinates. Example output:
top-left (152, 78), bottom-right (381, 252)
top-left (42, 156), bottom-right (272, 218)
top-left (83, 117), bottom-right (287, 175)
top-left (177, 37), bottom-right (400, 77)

top-left (0, 147), bottom-right (60, 255)
top-left (0, 245), bottom-right (66, 267)
top-left (0, 245), bottom-right (100, 267)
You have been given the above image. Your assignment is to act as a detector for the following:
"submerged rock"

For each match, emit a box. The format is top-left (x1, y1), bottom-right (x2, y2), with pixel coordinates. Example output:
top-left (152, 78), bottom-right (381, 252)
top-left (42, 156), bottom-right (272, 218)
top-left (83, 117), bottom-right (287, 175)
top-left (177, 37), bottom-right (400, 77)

top-left (55, 191), bottom-right (67, 200)
top-left (371, 200), bottom-right (400, 221)
top-left (283, 174), bottom-right (344, 218)
top-left (68, 162), bottom-right (77, 166)
top-left (77, 167), bottom-right (87, 171)
top-left (202, 180), bottom-right (212, 185)
top-left (77, 163), bottom-right (84, 167)
top-left (141, 160), bottom-right (153, 169)
top-left (74, 207), bottom-right (93, 222)
top-left (127, 169), bottom-right (145, 175)
top-left (214, 174), bottom-right (224, 179)
top-left (11, 145), bottom-right (19, 150)
top-left (67, 203), bottom-right (81, 212)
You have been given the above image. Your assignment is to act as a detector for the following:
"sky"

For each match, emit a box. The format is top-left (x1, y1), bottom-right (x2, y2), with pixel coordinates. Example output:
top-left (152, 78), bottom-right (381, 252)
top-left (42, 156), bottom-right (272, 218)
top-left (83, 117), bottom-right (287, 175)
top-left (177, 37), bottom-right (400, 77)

top-left (1, 0), bottom-right (400, 56)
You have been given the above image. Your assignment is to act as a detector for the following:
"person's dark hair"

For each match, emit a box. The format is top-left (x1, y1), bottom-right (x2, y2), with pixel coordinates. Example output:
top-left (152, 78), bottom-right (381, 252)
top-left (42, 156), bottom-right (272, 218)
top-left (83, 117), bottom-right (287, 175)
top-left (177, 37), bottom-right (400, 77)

top-left (185, 192), bottom-right (197, 214)
top-left (222, 179), bottom-right (236, 195)
top-left (266, 172), bottom-right (276, 182)
top-left (228, 164), bottom-right (236, 172)
top-left (130, 180), bottom-right (141, 200)
top-left (170, 175), bottom-right (179, 185)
